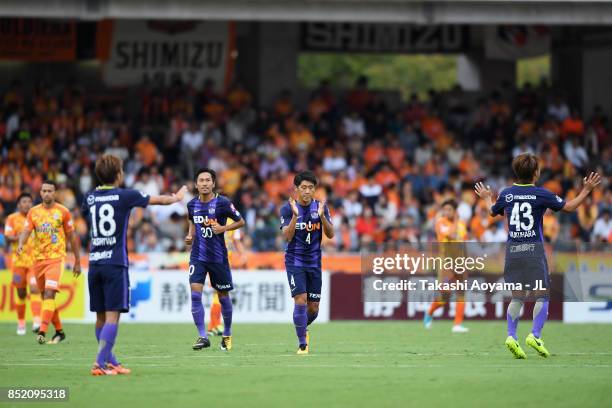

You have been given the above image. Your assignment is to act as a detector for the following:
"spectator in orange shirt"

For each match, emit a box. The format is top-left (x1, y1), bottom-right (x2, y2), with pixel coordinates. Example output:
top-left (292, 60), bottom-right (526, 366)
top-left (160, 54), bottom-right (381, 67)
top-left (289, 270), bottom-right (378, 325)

top-left (543, 211), bottom-right (560, 243)
top-left (363, 140), bottom-right (385, 171)
top-left (542, 174), bottom-right (563, 196)
top-left (274, 89), bottom-right (294, 118)
top-left (226, 82), bottom-right (252, 112)
top-left (307, 93), bottom-right (329, 123)
top-left (489, 91), bottom-right (511, 120)
top-left (577, 196), bottom-right (599, 241)
top-left (135, 135), bottom-right (159, 167)
top-left (386, 138), bottom-right (405, 172)
top-left (421, 112), bottom-right (445, 140)
top-left (562, 109), bottom-right (585, 139)
top-left (355, 206), bottom-right (377, 241)
top-left (203, 97), bottom-right (226, 125)
top-left (263, 171), bottom-right (284, 203)
top-left (457, 150), bottom-right (481, 181)
top-left (469, 205), bottom-right (490, 241)
top-left (289, 122), bottom-right (315, 153)
top-left (375, 164), bottom-right (399, 188)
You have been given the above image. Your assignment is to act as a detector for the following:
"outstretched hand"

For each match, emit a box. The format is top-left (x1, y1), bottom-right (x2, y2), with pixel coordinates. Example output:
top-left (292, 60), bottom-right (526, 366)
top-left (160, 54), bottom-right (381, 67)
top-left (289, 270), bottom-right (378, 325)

top-left (474, 182), bottom-right (493, 200)
top-left (583, 172), bottom-right (602, 192)
top-left (174, 185), bottom-right (188, 202)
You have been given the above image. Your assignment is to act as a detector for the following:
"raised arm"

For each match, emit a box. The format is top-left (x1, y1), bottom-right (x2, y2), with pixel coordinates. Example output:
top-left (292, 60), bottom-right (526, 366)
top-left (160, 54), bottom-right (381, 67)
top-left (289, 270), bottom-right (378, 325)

top-left (318, 201), bottom-right (334, 239)
top-left (281, 198), bottom-right (299, 242)
top-left (474, 182), bottom-right (496, 217)
top-left (562, 172), bottom-right (602, 212)
top-left (149, 185), bottom-right (188, 205)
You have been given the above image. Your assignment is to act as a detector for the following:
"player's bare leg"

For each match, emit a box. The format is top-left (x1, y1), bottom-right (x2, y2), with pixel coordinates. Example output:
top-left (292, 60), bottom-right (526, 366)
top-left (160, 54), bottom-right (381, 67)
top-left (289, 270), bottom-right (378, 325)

top-left (15, 287), bottom-right (27, 335)
top-left (190, 283), bottom-right (210, 350)
top-left (29, 280), bottom-right (42, 333)
top-left (218, 290), bottom-right (233, 351)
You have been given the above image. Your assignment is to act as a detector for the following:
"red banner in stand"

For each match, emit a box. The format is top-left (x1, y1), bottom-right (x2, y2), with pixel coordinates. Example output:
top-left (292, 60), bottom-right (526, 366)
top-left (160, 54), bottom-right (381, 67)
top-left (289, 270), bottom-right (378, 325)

top-left (0, 18), bottom-right (76, 61)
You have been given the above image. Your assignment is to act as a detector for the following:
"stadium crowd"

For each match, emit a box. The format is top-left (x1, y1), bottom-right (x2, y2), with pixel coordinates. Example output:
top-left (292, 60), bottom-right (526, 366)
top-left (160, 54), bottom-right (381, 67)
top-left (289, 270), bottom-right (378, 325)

top-left (0, 76), bottom-right (611, 262)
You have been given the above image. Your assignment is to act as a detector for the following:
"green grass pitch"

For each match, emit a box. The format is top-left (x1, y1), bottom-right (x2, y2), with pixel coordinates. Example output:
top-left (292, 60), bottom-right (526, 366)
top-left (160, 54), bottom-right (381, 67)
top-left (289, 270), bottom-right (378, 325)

top-left (1, 321), bottom-right (611, 407)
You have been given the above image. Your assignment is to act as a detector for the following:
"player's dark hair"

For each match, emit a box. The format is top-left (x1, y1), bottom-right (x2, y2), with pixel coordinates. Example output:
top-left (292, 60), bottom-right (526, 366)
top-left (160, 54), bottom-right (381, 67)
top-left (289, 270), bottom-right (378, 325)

top-left (195, 168), bottom-right (217, 184)
top-left (512, 153), bottom-right (539, 184)
top-left (17, 192), bottom-right (32, 203)
top-left (440, 199), bottom-right (458, 210)
top-left (41, 180), bottom-right (56, 189)
top-left (95, 154), bottom-right (123, 185)
top-left (294, 171), bottom-right (317, 187)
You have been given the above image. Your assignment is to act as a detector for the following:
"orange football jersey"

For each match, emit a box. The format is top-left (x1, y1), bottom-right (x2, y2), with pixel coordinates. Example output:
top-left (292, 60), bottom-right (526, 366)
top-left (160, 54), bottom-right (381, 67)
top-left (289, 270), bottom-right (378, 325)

top-left (435, 217), bottom-right (467, 242)
top-left (4, 212), bottom-right (35, 267)
top-left (25, 203), bottom-right (74, 261)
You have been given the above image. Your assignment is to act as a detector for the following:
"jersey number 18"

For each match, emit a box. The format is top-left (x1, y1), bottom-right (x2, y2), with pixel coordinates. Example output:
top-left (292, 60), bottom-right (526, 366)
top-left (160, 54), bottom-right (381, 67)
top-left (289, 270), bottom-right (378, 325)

top-left (90, 204), bottom-right (117, 237)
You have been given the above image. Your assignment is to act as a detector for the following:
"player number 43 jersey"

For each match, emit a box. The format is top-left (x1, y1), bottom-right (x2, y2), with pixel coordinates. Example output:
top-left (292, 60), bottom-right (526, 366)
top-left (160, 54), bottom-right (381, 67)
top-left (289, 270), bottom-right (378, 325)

top-left (491, 184), bottom-right (565, 244)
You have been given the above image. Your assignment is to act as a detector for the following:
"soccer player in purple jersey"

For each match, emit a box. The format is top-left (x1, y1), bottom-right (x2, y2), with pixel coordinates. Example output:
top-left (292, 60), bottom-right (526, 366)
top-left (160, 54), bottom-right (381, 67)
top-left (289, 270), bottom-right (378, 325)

top-left (185, 168), bottom-right (245, 351)
top-left (280, 171), bottom-right (334, 355)
top-left (83, 155), bottom-right (188, 376)
top-left (475, 153), bottom-right (601, 359)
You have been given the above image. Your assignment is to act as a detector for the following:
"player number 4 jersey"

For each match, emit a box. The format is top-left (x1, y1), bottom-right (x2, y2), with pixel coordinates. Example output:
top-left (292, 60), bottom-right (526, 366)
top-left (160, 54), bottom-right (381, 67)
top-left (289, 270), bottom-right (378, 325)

top-left (280, 199), bottom-right (332, 268)
top-left (491, 184), bottom-right (565, 243)
top-left (82, 187), bottom-right (150, 267)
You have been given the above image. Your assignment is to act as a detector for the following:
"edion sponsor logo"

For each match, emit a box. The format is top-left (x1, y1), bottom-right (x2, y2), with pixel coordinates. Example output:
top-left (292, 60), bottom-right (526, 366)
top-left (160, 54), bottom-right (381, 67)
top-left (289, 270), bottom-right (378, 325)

top-left (193, 215), bottom-right (216, 225)
top-left (295, 222), bottom-right (321, 231)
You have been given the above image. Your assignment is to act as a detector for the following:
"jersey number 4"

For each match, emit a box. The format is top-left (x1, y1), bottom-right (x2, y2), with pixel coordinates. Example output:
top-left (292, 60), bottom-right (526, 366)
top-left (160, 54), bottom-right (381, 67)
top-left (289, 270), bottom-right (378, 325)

top-left (509, 202), bottom-right (534, 231)
top-left (89, 204), bottom-right (117, 237)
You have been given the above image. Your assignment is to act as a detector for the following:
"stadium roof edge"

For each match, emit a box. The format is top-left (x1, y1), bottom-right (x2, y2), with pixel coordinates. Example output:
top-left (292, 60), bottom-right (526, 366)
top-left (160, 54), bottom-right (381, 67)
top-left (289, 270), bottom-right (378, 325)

top-left (3, 0), bottom-right (612, 24)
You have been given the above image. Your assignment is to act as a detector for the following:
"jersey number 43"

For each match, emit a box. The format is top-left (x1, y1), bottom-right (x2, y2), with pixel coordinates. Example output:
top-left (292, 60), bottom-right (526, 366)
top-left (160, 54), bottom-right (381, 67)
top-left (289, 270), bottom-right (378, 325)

top-left (509, 202), bottom-right (534, 231)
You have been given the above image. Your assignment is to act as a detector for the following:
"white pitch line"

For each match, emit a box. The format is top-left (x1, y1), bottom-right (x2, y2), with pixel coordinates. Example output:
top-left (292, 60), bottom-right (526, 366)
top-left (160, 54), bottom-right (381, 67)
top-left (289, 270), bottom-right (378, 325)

top-left (3, 362), bottom-right (612, 369)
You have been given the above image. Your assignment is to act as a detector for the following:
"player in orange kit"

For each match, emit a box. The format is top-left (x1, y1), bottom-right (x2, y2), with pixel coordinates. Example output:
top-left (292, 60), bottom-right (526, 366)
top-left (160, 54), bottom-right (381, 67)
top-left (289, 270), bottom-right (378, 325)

top-left (4, 193), bottom-right (42, 335)
top-left (424, 199), bottom-right (469, 333)
top-left (18, 181), bottom-right (82, 344)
